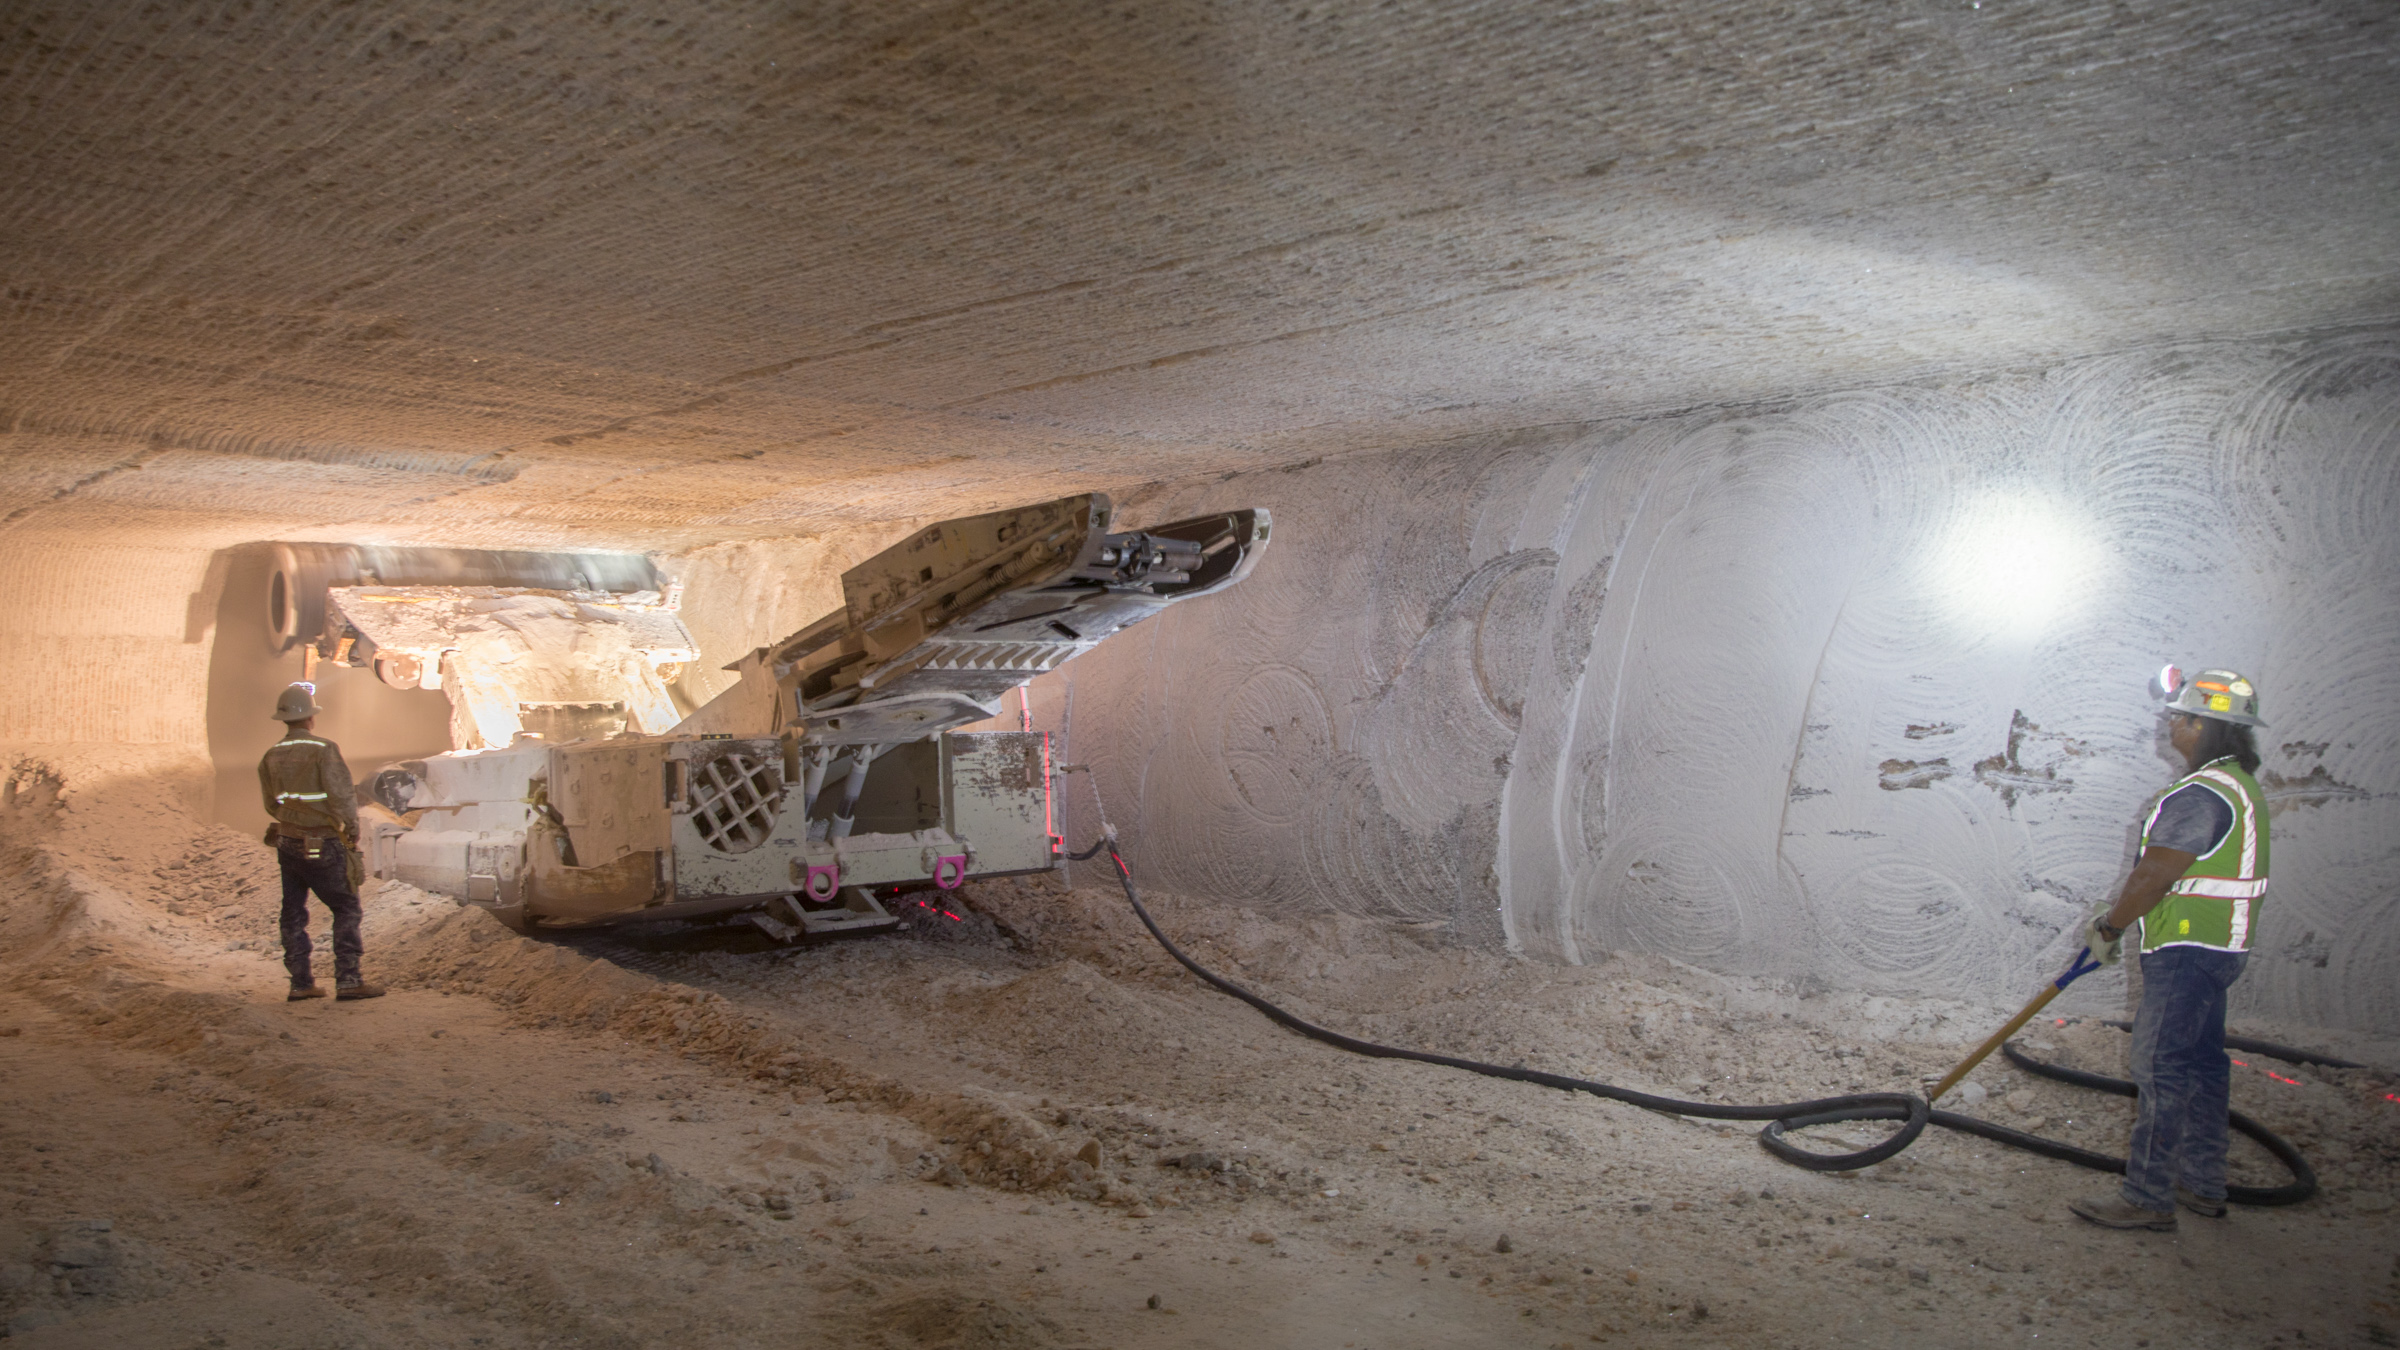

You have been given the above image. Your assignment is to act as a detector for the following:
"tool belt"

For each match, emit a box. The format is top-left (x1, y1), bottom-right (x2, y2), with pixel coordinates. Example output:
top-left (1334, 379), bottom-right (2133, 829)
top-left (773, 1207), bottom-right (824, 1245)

top-left (267, 823), bottom-right (347, 865)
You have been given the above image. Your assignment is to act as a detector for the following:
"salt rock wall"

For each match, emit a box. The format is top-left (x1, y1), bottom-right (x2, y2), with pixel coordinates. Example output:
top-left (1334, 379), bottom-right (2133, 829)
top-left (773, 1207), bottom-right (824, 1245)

top-left (660, 531), bottom-right (911, 714)
top-left (1048, 330), bottom-right (2400, 1035)
top-left (0, 451), bottom-right (225, 750)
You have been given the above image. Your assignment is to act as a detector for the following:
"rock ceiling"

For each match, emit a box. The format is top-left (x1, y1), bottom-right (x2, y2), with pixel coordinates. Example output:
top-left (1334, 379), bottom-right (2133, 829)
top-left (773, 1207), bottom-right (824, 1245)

top-left (2, 0), bottom-right (2394, 549)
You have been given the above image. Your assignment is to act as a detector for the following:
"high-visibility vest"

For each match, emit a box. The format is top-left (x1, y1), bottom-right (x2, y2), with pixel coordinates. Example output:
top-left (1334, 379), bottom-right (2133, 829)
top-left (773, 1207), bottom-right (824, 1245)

top-left (2137, 756), bottom-right (2269, 953)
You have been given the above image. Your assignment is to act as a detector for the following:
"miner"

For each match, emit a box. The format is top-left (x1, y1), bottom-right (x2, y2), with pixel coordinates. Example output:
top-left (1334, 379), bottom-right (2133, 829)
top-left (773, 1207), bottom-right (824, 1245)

top-left (258, 682), bottom-right (384, 1002)
top-left (2069, 668), bottom-right (2269, 1230)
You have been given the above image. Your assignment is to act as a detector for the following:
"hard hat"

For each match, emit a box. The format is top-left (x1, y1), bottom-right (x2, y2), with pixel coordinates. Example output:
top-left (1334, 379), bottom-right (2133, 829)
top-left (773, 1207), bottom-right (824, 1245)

top-left (272, 682), bottom-right (321, 722)
top-left (2152, 664), bottom-right (2265, 728)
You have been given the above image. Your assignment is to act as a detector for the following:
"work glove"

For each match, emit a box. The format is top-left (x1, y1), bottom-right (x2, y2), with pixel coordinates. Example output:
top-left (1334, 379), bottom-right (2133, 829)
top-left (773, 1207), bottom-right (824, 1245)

top-left (2082, 907), bottom-right (2122, 967)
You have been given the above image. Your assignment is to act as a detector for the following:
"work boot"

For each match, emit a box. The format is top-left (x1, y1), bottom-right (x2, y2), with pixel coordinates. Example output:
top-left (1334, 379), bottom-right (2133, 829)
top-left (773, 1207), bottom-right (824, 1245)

top-left (335, 981), bottom-right (386, 1001)
top-left (287, 983), bottom-right (327, 1002)
top-left (2173, 1185), bottom-right (2228, 1218)
top-left (2068, 1194), bottom-right (2176, 1231)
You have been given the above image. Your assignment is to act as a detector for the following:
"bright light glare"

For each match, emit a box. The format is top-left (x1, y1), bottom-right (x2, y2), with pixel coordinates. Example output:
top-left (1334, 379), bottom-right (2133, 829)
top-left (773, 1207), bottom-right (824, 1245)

top-left (1924, 492), bottom-right (2108, 640)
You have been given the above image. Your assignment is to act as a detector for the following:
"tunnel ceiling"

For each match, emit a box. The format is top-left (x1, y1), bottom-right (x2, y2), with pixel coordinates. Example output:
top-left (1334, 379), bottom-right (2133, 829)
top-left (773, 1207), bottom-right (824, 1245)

top-left (3, 1), bottom-right (2395, 550)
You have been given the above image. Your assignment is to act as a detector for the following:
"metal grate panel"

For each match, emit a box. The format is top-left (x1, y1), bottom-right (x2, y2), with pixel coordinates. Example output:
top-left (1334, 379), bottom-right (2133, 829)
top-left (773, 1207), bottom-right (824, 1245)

top-left (689, 751), bottom-right (783, 853)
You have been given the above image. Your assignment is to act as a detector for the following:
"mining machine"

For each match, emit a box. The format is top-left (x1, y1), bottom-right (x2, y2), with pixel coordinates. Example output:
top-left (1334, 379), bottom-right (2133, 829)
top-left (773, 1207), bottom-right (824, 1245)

top-left (273, 495), bottom-right (1268, 936)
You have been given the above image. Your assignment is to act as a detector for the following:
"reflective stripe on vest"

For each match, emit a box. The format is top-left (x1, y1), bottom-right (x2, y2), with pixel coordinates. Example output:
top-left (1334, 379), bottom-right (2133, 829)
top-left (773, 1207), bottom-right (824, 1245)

top-left (267, 740), bottom-right (336, 816)
top-left (2138, 757), bottom-right (2270, 953)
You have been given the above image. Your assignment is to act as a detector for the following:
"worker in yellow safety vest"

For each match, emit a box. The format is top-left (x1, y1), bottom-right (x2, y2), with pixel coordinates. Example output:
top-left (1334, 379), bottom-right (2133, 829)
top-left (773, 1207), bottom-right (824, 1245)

top-left (258, 683), bottom-right (383, 1002)
top-left (2069, 667), bottom-right (2269, 1231)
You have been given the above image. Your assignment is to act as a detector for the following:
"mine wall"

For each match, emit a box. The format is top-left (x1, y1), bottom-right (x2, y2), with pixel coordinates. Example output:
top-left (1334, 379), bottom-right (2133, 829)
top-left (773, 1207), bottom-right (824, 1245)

top-left (1037, 329), bottom-right (2400, 1035)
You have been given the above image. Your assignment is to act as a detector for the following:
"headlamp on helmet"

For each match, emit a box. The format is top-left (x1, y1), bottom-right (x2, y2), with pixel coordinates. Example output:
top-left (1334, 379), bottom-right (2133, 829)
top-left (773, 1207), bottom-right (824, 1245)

top-left (2150, 662), bottom-right (2264, 728)
top-left (272, 682), bottom-right (323, 723)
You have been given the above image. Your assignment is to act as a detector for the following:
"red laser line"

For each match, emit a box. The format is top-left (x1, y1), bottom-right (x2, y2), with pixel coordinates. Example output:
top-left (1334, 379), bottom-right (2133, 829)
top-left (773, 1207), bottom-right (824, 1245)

top-left (901, 897), bottom-right (965, 922)
top-left (2228, 1058), bottom-right (2304, 1088)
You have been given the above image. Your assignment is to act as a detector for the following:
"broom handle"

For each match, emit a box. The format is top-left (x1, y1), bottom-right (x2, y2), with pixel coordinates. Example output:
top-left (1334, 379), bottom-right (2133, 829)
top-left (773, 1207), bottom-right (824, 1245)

top-left (1926, 946), bottom-right (2105, 1104)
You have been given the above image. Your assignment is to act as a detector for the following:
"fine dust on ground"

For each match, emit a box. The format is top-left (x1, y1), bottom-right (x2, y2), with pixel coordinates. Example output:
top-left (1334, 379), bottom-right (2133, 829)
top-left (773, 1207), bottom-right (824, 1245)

top-left (3, 751), bottom-right (2396, 1349)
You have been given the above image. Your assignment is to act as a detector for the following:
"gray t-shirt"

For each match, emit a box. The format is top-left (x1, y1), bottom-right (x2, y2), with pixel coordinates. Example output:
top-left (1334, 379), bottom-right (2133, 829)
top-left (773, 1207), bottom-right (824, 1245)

top-left (2148, 782), bottom-right (2233, 856)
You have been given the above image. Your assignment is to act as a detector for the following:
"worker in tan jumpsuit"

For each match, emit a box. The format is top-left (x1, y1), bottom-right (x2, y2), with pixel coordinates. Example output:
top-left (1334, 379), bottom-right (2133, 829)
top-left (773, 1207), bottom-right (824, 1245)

top-left (258, 683), bottom-right (383, 1002)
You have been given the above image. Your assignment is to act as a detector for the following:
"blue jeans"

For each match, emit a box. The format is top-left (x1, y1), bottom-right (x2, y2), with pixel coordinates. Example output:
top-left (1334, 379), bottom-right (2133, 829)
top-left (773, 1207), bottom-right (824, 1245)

top-left (2122, 945), bottom-right (2247, 1212)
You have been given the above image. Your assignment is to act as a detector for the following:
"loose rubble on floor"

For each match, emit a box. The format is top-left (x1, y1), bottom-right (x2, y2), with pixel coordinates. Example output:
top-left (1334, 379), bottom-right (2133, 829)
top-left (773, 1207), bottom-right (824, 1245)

top-left (3, 751), bottom-right (2395, 1348)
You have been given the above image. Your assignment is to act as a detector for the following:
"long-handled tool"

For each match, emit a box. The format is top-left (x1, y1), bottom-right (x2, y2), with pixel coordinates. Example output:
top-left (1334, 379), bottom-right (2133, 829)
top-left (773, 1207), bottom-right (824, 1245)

top-left (1926, 946), bottom-right (2105, 1103)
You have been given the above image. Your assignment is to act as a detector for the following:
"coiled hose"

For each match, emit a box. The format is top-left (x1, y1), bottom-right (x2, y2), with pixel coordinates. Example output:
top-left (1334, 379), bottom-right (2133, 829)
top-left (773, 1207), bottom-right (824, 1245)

top-left (1089, 841), bottom-right (2321, 1201)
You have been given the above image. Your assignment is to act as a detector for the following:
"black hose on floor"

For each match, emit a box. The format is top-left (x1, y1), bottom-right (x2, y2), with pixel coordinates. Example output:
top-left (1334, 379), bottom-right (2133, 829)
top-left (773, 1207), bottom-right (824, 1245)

top-left (1958, 1041), bottom-right (2320, 1206)
top-left (2096, 1018), bottom-right (2361, 1070)
top-left (1097, 847), bottom-right (1925, 1171)
top-left (1094, 844), bottom-right (2321, 1202)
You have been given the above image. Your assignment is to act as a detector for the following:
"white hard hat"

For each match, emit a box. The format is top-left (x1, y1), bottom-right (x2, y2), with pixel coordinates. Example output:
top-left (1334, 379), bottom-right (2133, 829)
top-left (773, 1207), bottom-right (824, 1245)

top-left (272, 683), bottom-right (322, 722)
top-left (2154, 665), bottom-right (2265, 728)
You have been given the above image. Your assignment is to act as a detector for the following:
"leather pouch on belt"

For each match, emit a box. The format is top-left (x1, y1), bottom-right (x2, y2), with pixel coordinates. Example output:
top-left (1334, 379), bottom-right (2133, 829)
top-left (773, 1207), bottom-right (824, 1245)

top-left (344, 845), bottom-right (365, 889)
top-left (263, 823), bottom-right (279, 848)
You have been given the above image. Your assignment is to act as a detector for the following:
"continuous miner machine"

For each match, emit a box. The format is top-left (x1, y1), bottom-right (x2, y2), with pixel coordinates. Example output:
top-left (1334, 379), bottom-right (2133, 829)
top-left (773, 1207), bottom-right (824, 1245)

top-left (268, 495), bottom-right (1269, 937)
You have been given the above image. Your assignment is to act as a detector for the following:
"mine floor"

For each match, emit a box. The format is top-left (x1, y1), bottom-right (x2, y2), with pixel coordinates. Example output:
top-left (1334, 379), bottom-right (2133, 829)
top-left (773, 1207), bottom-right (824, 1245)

top-left (3, 766), bottom-right (2395, 1349)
